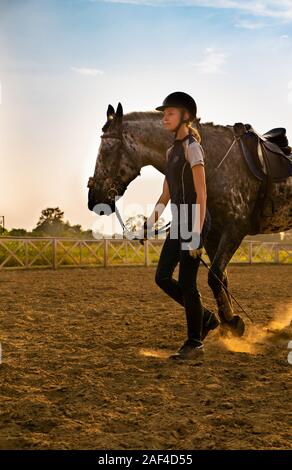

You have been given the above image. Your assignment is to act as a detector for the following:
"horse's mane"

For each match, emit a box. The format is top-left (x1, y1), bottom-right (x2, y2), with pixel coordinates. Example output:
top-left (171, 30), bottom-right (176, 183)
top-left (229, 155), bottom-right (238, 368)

top-left (123, 112), bottom-right (230, 130)
top-left (123, 111), bottom-right (161, 122)
top-left (203, 121), bottom-right (231, 130)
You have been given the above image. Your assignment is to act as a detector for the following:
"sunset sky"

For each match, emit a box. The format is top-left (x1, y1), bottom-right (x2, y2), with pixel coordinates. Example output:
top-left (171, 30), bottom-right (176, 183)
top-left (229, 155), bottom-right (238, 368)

top-left (1, 0), bottom-right (292, 235)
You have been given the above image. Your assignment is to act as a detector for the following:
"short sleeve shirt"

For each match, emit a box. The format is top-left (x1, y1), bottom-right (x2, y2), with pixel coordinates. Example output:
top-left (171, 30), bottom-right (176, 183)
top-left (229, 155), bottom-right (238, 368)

top-left (166, 135), bottom-right (205, 167)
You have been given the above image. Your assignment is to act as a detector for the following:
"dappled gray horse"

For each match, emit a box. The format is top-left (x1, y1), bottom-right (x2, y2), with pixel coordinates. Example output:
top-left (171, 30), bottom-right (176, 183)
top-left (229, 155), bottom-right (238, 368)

top-left (87, 102), bottom-right (292, 336)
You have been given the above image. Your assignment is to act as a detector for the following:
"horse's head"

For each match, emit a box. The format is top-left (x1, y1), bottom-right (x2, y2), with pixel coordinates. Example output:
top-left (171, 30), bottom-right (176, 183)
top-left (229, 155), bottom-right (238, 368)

top-left (87, 102), bottom-right (142, 213)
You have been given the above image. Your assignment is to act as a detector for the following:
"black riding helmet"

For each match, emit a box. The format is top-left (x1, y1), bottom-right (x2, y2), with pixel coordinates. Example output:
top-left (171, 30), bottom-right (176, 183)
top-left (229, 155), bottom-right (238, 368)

top-left (155, 91), bottom-right (197, 139)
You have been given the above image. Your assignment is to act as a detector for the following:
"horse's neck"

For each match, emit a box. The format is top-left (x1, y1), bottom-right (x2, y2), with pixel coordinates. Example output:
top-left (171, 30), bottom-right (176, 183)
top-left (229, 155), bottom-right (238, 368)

top-left (126, 119), bottom-right (229, 173)
top-left (141, 145), bottom-right (167, 173)
top-left (130, 121), bottom-right (172, 173)
top-left (200, 123), bottom-right (235, 169)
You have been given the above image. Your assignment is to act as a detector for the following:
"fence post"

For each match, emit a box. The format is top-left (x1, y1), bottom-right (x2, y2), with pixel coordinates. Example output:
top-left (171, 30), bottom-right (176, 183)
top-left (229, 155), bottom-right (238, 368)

top-left (248, 241), bottom-right (252, 264)
top-left (145, 240), bottom-right (149, 266)
top-left (25, 239), bottom-right (28, 269)
top-left (104, 238), bottom-right (108, 267)
top-left (52, 238), bottom-right (57, 270)
top-left (274, 244), bottom-right (279, 264)
top-left (125, 239), bottom-right (128, 264)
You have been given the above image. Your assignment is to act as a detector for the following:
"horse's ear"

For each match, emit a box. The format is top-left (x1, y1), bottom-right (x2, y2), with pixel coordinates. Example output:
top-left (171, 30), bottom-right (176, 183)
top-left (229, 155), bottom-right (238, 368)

top-left (102, 104), bottom-right (116, 132)
top-left (115, 102), bottom-right (123, 118)
top-left (107, 104), bottom-right (115, 121)
top-left (112, 102), bottom-right (123, 134)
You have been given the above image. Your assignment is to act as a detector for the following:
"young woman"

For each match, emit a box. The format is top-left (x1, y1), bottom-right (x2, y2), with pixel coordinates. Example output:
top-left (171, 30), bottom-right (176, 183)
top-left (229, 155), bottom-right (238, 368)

top-left (143, 92), bottom-right (219, 361)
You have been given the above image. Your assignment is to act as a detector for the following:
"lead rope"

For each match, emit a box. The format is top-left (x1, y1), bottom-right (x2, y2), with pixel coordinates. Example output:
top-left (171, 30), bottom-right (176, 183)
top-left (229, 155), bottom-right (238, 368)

top-left (198, 254), bottom-right (254, 323)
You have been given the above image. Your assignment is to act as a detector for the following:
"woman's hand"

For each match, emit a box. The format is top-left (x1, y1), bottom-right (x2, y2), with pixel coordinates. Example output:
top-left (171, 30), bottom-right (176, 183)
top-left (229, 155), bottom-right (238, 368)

top-left (187, 232), bottom-right (204, 258)
top-left (188, 246), bottom-right (203, 259)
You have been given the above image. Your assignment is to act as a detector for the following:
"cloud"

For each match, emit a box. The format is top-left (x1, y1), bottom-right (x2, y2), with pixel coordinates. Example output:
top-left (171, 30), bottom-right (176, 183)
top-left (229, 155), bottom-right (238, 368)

top-left (233, 18), bottom-right (266, 29)
top-left (70, 67), bottom-right (104, 76)
top-left (94, 0), bottom-right (292, 23)
top-left (192, 47), bottom-right (227, 74)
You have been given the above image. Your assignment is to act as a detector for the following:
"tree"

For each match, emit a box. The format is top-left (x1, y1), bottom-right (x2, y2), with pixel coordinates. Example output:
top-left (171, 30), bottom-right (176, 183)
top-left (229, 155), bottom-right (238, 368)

top-left (0, 227), bottom-right (8, 236)
top-left (9, 228), bottom-right (27, 237)
top-left (33, 207), bottom-right (65, 236)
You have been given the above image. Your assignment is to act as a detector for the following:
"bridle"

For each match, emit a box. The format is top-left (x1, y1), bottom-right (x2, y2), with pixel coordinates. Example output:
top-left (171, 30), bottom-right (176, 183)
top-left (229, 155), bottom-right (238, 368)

top-left (99, 132), bottom-right (128, 203)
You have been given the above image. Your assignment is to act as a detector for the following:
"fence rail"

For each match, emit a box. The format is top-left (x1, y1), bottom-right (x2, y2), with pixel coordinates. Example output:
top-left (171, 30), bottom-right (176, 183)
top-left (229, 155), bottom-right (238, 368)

top-left (0, 237), bottom-right (291, 270)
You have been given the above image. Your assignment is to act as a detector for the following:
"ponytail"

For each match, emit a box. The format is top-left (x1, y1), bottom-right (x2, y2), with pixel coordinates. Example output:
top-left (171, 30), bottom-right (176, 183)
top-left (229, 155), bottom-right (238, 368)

top-left (187, 122), bottom-right (201, 144)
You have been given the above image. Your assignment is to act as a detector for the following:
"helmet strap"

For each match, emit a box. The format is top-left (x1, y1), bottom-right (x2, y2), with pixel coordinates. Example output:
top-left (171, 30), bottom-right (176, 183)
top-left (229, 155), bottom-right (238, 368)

top-left (173, 108), bottom-right (189, 140)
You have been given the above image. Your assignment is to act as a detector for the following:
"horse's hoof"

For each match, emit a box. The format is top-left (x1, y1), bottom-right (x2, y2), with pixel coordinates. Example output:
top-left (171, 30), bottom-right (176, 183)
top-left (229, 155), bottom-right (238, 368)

top-left (220, 315), bottom-right (245, 337)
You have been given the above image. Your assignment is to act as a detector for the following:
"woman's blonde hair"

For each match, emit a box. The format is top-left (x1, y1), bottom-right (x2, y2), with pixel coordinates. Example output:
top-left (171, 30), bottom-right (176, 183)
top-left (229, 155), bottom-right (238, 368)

top-left (187, 122), bottom-right (201, 143)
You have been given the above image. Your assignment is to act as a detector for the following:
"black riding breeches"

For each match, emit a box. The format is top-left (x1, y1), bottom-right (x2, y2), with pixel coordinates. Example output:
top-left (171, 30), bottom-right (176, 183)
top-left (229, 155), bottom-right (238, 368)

top-left (155, 229), bottom-right (203, 342)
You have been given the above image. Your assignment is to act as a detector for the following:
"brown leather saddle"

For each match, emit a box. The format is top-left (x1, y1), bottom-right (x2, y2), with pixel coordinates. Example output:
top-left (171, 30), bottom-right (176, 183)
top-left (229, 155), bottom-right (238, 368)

top-left (233, 122), bottom-right (292, 229)
top-left (234, 123), bottom-right (292, 182)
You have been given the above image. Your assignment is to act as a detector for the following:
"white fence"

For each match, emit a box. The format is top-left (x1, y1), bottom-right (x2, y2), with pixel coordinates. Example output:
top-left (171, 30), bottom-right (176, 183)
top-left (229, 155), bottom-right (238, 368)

top-left (0, 237), bottom-right (291, 270)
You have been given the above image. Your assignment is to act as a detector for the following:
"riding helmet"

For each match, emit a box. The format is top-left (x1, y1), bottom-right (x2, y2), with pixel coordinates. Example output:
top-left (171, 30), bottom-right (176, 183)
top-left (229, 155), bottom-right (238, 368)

top-left (155, 91), bottom-right (197, 120)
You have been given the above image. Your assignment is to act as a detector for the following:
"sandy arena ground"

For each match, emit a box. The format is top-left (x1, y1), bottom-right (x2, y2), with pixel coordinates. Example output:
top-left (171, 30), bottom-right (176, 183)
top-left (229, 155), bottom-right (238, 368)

top-left (0, 264), bottom-right (291, 450)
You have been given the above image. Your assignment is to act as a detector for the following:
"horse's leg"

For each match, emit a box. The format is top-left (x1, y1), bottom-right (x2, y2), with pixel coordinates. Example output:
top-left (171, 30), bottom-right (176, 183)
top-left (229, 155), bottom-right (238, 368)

top-left (204, 225), bottom-right (245, 336)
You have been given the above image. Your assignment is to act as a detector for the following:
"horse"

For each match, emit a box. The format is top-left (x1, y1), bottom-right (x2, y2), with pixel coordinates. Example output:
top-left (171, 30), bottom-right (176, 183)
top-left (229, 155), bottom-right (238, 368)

top-left (87, 102), bottom-right (292, 336)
